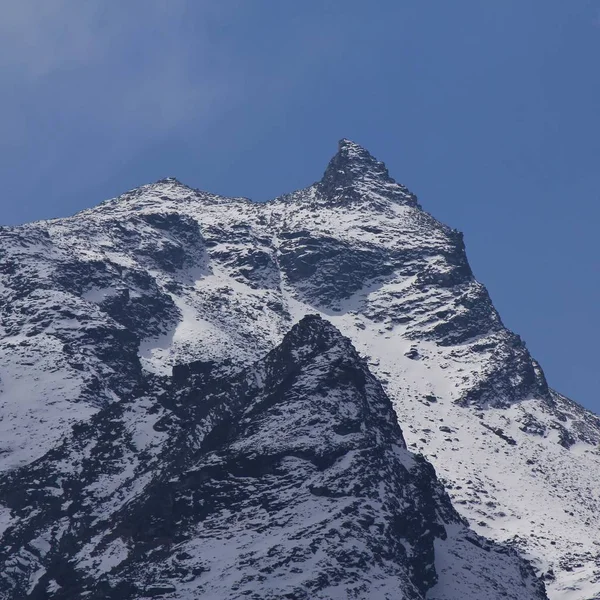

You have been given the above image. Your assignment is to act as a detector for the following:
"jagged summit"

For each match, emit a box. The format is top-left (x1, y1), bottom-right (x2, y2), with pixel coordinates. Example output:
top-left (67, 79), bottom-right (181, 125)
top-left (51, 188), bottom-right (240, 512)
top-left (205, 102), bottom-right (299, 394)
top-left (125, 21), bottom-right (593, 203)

top-left (87, 140), bottom-right (418, 216)
top-left (317, 138), bottom-right (419, 207)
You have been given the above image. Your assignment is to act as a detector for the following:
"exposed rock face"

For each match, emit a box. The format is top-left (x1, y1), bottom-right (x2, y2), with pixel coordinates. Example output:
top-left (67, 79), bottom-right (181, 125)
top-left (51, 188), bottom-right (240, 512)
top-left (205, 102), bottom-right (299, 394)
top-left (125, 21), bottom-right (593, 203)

top-left (0, 317), bottom-right (546, 599)
top-left (317, 138), bottom-right (419, 208)
top-left (0, 139), bottom-right (597, 598)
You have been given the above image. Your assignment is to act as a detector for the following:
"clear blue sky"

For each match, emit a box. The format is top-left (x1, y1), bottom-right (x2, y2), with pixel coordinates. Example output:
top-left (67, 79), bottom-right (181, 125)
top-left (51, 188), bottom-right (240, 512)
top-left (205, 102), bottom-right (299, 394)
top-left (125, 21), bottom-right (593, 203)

top-left (0, 1), bottom-right (598, 410)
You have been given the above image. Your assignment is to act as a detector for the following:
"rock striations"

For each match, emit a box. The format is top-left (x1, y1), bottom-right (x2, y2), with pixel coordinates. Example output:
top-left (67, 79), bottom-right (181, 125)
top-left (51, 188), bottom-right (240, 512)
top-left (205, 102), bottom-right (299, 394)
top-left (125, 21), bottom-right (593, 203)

top-left (0, 139), bottom-right (597, 599)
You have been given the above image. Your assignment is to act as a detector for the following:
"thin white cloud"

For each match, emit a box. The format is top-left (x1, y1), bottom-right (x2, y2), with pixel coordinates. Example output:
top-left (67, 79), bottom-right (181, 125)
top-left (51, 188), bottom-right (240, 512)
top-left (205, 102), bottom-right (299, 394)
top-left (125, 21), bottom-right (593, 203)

top-left (0, 1), bottom-right (105, 78)
top-left (0, 0), bottom-right (355, 194)
top-left (0, 1), bottom-right (239, 151)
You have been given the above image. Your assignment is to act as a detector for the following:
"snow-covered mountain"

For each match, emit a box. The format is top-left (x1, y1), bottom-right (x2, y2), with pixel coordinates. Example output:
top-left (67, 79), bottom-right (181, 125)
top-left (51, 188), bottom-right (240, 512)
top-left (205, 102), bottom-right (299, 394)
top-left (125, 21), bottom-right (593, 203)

top-left (0, 316), bottom-right (546, 599)
top-left (0, 139), bottom-right (597, 599)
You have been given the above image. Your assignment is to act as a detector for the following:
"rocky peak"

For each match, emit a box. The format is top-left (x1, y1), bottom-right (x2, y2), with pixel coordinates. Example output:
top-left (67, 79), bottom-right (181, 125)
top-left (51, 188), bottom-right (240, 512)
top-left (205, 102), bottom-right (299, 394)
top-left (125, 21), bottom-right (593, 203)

top-left (318, 138), bottom-right (419, 207)
top-left (269, 313), bottom-right (355, 362)
top-left (240, 313), bottom-right (411, 464)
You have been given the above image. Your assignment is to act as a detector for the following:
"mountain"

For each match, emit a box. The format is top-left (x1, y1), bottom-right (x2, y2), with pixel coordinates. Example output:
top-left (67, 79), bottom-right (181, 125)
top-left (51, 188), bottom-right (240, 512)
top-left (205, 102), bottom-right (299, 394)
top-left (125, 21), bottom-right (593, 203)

top-left (0, 316), bottom-right (546, 599)
top-left (0, 139), bottom-right (597, 598)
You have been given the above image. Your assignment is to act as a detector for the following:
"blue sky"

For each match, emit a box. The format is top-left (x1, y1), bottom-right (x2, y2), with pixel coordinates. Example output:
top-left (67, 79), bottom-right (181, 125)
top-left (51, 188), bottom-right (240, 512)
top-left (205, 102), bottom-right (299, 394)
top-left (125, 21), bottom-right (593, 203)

top-left (0, 1), bottom-right (598, 410)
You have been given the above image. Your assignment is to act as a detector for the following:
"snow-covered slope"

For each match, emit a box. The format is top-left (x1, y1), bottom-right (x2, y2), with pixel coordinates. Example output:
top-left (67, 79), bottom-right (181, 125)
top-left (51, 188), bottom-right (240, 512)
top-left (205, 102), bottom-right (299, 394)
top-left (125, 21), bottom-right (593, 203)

top-left (0, 139), bottom-right (597, 598)
top-left (0, 316), bottom-right (546, 599)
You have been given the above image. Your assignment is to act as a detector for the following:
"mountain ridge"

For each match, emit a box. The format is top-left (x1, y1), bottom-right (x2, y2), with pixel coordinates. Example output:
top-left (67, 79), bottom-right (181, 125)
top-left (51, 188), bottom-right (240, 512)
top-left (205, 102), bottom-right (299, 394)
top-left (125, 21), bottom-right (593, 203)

top-left (0, 140), bottom-right (597, 599)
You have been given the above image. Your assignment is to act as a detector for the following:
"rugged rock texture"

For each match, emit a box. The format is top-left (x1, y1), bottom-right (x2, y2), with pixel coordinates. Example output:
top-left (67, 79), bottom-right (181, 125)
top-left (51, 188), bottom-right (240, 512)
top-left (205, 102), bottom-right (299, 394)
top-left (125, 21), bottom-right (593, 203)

top-left (0, 139), bottom-right (597, 598)
top-left (0, 317), bottom-right (546, 599)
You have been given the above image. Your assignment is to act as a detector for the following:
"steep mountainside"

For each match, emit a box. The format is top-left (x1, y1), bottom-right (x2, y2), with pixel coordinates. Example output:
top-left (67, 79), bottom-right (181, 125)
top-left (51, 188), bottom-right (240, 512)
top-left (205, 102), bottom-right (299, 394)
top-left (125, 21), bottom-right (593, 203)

top-left (0, 139), bottom-right (598, 599)
top-left (0, 317), bottom-right (547, 599)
